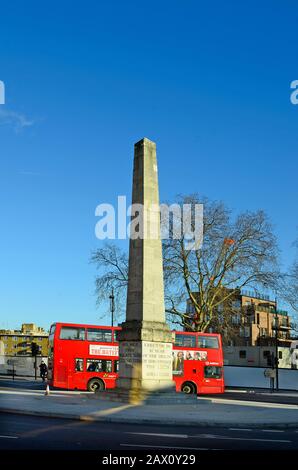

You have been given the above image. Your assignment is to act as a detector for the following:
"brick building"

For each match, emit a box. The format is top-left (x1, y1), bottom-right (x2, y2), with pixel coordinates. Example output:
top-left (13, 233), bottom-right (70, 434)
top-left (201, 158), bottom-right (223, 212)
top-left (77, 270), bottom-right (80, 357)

top-left (0, 323), bottom-right (48, 356)
top-left (186, 289), bottom-right (292, 347)
top-left (239, 290), bottom-right (291, 347)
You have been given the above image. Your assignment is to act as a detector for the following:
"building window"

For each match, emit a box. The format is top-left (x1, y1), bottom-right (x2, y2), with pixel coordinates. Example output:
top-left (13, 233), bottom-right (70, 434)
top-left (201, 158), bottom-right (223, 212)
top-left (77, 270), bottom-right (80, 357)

top-left (239, 327), bottom-right (250, 338)
top-left (239, 350), bottom-right (246, 359)
top-left (278, 351), bottom-right (283, 359)
top-left (231, 314), bottom-right (241, 325)
top-left (257, 314), bottom-right (260, 324)
top-left (186, 303), bottom-right (195, 314)
top-left (232, 300), bottom-right (241, 311)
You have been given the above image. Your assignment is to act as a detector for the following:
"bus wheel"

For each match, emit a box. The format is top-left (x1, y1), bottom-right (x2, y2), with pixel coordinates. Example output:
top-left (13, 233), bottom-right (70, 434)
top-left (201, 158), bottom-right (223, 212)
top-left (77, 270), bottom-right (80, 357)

top-left (181, 382), bottom-right (196, 394)
top-left (87, 378), bottom-right (105, 392)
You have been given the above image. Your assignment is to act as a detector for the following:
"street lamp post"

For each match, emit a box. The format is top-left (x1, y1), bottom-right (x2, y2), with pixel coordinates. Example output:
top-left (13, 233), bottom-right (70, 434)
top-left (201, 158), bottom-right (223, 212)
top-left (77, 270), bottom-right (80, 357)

top-left (109, 288), bottom-right (115, 327)
top-left (274, 297), bottom-right (279, 391)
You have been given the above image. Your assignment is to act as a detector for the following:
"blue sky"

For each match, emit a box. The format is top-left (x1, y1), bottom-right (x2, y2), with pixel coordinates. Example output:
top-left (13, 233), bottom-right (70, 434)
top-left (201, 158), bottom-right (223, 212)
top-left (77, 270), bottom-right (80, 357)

top-left (0, 0), bottom-right (297, 331)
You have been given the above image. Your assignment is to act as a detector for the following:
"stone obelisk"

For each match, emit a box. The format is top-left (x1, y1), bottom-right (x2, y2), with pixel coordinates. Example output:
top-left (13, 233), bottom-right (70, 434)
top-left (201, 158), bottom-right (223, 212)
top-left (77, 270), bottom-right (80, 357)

top-left (116, 138), bottom-right (174, 402)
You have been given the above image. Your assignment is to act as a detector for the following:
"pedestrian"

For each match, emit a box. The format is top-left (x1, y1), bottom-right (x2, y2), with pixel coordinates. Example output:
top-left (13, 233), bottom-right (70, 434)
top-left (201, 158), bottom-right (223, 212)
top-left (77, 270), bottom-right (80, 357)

top-left (39, 360), bottom-right (48, 381)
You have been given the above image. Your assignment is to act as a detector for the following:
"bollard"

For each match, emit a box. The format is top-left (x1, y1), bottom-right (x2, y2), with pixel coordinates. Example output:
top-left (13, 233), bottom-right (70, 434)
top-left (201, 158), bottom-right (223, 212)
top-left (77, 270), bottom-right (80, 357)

top-left (45, 384), bottom-right (50, 396)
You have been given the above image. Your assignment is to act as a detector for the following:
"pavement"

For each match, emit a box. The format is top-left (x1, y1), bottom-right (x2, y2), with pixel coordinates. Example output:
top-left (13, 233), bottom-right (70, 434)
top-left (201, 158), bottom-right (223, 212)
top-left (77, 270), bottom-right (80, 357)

top-left (1, 379), bottom-right (298, 429)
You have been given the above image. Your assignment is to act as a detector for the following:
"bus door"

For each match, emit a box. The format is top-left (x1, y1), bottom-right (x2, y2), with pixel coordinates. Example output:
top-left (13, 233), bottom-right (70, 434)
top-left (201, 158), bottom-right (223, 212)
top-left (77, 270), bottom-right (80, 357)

top-left (70, 357), bottom-right (86, 390)
top-left (55, 358), bottom-right (69, 389)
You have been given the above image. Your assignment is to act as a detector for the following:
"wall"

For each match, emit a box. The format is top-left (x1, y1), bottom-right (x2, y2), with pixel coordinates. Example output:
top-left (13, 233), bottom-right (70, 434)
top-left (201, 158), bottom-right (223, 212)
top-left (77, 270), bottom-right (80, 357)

top-left (0, 356), bottom-right (48, 377)
top-left (224, 346), bottom-right (295, 368)
top-left (224, 365), bottom-right (298, 391)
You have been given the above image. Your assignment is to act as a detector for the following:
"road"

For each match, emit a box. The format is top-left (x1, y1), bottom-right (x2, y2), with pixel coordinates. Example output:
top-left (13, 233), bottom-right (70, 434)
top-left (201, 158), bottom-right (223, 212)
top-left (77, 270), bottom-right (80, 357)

top-left (1, 377), bottom-right (298, 456)
top-left (0, 412), bottom-right (298, 451)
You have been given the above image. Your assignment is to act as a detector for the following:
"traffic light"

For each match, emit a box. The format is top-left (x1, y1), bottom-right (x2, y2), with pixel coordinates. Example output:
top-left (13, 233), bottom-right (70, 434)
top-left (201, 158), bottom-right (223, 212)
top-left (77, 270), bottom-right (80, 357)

top-left (31, 342), bottom-right (40, 356)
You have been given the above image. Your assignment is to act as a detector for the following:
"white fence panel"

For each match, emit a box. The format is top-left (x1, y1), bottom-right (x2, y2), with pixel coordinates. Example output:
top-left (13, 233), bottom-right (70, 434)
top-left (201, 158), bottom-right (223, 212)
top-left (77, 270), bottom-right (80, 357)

top-left (279, 369), bottom-right (298, 391)
top-left (224, 365), bottom-right (298, 391)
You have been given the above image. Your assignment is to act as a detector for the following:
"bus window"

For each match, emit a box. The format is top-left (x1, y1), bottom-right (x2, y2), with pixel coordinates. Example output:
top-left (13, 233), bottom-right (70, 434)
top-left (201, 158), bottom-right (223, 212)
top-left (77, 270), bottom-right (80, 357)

top-left (198, 336), bottom-right (219, 349)
top-left (204, 366), bottom-right (222, 379)
top-left (48, 346), bottom-right (54, 360)
top-left (75, 358), bottom-right (84, 372)
top-left (174, 334), bottom-right (196, 348)
top-left (114, 330), bottom-right (120, 342)
top-left (114, 360), bottom-right (119, 373)
top-left (86, 359), bottom-right (112, 372)
top-left (49, 324), bottom-right (56, 336)
top-left (87, 328), bottom-right (112, 343)
top-left (60, 327), bottom-right (85, 341)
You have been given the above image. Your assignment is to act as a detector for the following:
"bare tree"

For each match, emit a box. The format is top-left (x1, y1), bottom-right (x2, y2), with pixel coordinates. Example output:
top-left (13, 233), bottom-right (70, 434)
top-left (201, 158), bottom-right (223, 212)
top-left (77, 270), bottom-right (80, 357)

top-left (91, 195), bottom-right (280, 331)
top-left (163, 195), bottom-right (280, 332)
top-left (281, 258), bottom-right (298, 312)
top-left (90, 243), bottom-right (128, 322)
top-left (278, 238), bottom-right (298, 335)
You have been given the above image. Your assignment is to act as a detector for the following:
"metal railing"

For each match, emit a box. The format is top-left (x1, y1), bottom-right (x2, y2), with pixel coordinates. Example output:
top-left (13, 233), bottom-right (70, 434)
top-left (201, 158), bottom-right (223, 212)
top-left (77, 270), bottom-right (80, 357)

top-left (242, 303), bottom-right (288, 317)
top-left (241, 289), bottom-right (273, 302)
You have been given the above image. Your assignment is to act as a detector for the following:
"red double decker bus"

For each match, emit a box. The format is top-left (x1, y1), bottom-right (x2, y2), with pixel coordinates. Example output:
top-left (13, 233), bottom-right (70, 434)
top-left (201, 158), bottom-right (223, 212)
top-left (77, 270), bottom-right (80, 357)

top-left (48, 322), bottom-right (224, 394)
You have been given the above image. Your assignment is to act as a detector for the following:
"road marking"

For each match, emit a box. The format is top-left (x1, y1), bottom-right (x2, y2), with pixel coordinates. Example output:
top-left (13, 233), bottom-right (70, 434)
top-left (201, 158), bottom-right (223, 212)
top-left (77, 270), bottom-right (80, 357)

top-left (261, 429), bottom-right (284, 433)
top-left (125, 432), bottom-right (188, 438)
top-left (193, 434), bottom-right (291, 443)
top-left (229, 428), bottom-right (285, 434)
top-left (198, 397), bottom-right (298, 409)
top-left (0, 390), bottom-right (92, 397)
top-left (0, 435), bottom-right (19, 439)
top-left (229, 428), bottom-right (252, 432)
top-left (121, 444), bottom-right (210, 450)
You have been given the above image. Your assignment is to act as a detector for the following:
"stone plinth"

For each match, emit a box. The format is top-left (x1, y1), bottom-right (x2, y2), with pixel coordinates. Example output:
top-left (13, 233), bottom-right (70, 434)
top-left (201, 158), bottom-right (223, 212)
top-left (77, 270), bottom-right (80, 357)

top-left (117, 323), bottom-right (173, 393)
